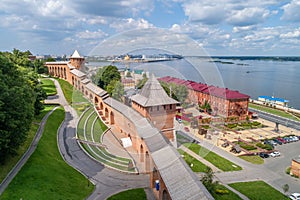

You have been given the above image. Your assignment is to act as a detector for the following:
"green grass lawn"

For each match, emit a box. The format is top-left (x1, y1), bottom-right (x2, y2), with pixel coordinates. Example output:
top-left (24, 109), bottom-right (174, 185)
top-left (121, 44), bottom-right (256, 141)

top-left (212, 184), bottom-right (242, 200)
top-left (0, 105), bottom-right (55, 183)
top-left (249, 103), bottom-right (300, 122)
top-left (229, 181), bottom-right (289, 200)
top-left (0, 107), bottom-right (94, 200)
top-left (178, 149), bottom-right (208, 172)
top-left (40, 78), bottom-right (57, 96)
top-left (239, 155), bottom-right (264, 164)
top-left (107, 188), bottom-right (146, 200)
top-left (57, 78), bottom-right (88, 105)
top-left (183, 143), bottom-right (242, 171)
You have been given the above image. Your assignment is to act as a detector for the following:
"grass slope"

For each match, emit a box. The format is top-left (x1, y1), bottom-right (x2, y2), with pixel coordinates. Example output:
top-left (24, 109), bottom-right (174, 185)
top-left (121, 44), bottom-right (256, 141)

top-left (183, 143), bottom-right (242, 171)
top-left (107, 188), bottom-right (146, 200)
top-left (229, 181), bottom-right (288, 200)
top-left (41, 79), bottom-right (57, 96)
top-left (0, 105), bottom-right (55, 182)
top-left (0, 107), bottom-right (94, 200)
top-left (177, 149), bottom-right (208, 172)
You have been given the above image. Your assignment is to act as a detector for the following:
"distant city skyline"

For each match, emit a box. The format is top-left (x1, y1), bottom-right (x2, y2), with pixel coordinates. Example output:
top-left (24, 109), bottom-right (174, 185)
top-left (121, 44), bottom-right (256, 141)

top-left (1, 0), bottom-right (300, 56)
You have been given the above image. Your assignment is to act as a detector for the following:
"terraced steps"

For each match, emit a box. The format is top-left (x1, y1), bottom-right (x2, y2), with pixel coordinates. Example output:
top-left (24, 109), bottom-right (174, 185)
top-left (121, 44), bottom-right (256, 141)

top-left (76, 107), bottom-right (136, 173)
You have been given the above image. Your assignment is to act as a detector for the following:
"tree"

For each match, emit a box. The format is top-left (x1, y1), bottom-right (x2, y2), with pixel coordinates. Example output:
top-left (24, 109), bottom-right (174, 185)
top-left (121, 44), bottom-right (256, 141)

top-left (201, 167), bottom-right (219, 193)
top-left (0, 53), bottom-right (35, 163)
top-left (136, 76), bottom-right (148, 89)
top-left (106, 80), bottom-right (124, 101)
top-left (201, 100), bottom-right (211, 113)
top-left (159, 81), bottom-right (188, 103)
top-left (94, 65), bottom-right (120, 90)
top-left (172, 83), bottom-right (188, 103)
top-left (282, 184), bottom-right (289, 194)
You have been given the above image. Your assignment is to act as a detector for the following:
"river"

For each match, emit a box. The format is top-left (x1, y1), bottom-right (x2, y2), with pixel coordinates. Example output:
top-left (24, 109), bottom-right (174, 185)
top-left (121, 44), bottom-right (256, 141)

top-left (86, 58), bottom-right (300, 109)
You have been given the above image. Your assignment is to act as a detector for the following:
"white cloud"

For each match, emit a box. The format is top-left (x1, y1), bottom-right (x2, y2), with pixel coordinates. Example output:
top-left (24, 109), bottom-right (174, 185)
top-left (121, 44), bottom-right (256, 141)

top-left (227, 7), bottom-right (270, 26)
top-left (281, 0), bottom-right (300, 22)
top-left (280, 29), bottom-right (300, 39)
top-left (179, 0), bottom-right (280, 26)
top-left (233, 26), bottom-right (256, 33)
top-left (75, 29), bottom-right (108, 39)
top-left (110, 18), bottom-right (154, 32)
top-left (182, 2), bottom-right (226, 24)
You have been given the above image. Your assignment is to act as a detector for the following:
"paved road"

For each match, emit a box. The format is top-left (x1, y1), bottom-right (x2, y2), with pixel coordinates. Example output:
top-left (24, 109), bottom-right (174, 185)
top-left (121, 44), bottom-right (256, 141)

top-left (0, 106), bottom-right (58, 195)
top-left (47, 79), bottom-right (150, 200)
top-left (250, 108), bottom-right (300, 130)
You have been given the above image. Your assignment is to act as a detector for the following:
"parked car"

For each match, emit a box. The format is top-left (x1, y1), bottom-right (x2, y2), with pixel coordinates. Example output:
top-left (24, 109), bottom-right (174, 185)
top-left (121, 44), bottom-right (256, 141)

top-left (291, 136), bottom-right (299, 142)
top-left (273, 139), bottom-right (282, 145)
top-left (277, 137), bottom-right (287, 144)
top-left (283, 137), bottom-right (292, 143)
top-left (289, 193), bottom-right (300, 200)
top-left (269, 151), bottom-right (281, 157)
top-left (259, 152), bottom-right (269, 158)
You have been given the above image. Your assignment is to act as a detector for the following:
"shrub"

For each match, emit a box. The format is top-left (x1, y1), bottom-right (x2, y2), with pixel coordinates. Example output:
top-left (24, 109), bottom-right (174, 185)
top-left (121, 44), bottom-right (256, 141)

top-left (252, 121), bottom-right (261, 126)
top-left (226, 123), bottom-right (237, 129)
top-left (215, 189), bottom-right (229, 195)
top-left (237, 142), bottom-right (257, 150)
top-left (286, 167), bottom-right (291, 175)
top-left (256, 143), bottom-right (273, 150)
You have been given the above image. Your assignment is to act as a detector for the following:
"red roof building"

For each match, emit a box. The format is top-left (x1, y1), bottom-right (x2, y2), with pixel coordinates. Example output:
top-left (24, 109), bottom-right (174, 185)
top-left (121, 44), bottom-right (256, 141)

top-left (159, 76), bottom-right (250, 120)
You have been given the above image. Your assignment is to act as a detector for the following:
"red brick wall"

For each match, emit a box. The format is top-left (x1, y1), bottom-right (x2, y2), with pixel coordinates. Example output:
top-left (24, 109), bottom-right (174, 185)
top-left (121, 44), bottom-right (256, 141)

top-left (291, 159), bottom-right (300, 177)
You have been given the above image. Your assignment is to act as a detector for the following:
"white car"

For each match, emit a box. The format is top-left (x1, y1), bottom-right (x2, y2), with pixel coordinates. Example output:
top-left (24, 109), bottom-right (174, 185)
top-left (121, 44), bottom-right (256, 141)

top-left (269, 151), bottom-right (281, 157)
top-left (289, 193), bottom-right (300, 200)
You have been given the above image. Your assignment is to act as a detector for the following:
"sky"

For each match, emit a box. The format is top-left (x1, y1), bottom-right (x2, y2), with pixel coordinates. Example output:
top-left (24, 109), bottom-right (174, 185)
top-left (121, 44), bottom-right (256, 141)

top-left (1, 0), bottom-right (300, 56)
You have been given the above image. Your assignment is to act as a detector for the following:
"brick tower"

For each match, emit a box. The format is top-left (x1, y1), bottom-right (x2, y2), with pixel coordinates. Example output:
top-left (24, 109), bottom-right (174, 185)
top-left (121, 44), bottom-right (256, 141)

top-left (131, 74), bottom-right (178, 141)
top-left (70, 50), bottom-right (84, 70)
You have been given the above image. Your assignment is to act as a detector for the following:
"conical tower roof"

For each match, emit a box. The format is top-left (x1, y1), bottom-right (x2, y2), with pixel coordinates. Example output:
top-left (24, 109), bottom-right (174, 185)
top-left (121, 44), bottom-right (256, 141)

top-left (71, 50), bottom-right (83, 58)
top-left (131, 74), bottom-right (178, 107)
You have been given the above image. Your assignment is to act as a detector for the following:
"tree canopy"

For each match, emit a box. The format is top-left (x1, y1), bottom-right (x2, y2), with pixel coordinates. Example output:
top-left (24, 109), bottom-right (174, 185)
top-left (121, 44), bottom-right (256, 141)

top-left (159, 81), bottom-right (188, 103)
top-left (0, 50), bottom-right (46, 163)
top-left (92, 65), bottom-right (121, 90)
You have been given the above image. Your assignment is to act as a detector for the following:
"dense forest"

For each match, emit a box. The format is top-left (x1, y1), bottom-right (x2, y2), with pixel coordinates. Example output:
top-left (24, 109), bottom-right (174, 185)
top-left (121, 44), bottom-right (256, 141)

top-left (0, 49), bottom-right (47, 164)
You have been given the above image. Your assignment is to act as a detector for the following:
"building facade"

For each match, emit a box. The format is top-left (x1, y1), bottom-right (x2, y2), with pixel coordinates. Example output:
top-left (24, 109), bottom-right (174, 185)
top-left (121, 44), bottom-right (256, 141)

top-left (159, 76), bottom-right (250, 120)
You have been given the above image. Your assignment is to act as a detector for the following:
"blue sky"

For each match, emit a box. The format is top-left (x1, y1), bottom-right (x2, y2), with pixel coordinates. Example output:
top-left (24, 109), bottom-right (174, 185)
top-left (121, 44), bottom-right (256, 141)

top-left (1, 0), bottom-right (300, 56)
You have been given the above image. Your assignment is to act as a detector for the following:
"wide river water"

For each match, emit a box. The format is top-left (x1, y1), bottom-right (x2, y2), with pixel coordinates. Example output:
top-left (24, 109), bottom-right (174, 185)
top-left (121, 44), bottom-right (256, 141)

top-left (87, 58), bottom-right (300, 110)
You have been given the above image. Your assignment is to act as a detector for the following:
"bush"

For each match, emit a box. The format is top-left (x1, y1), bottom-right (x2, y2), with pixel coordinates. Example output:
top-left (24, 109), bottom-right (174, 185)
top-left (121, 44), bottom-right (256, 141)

top-left (252, 121), bottom-right (261, 126)
top-left (256, 142), bottom-right (273, 150)
top-left (215, 189), bottom-right (229, 195)
top-left (237, 142), bottom-right (257, 150)
top-left (226, 123), bottom-right (237, 129)
top-left (286, 167), bottom-right (291, 175)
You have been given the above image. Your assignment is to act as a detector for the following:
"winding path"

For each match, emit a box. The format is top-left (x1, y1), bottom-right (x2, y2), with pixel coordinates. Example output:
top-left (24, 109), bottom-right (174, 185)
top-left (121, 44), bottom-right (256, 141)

top-left (46, 79), bottom-right (150, 200)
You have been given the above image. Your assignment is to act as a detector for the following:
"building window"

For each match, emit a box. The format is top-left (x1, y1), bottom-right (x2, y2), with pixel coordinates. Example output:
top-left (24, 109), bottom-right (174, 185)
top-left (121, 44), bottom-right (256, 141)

top-left (163, 105), bottom-right (166, 110)
top-left (170, 104), bottom-right (172, 110)
top-left (157, 106), bottom-right (159, 111)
